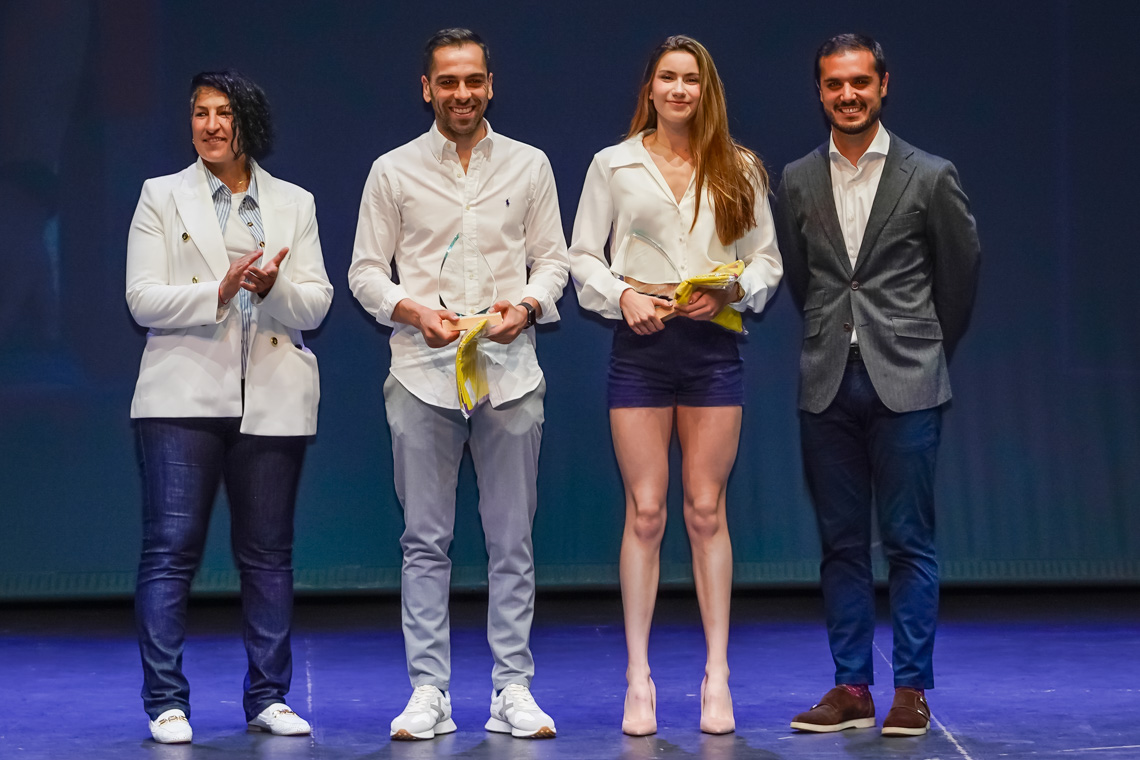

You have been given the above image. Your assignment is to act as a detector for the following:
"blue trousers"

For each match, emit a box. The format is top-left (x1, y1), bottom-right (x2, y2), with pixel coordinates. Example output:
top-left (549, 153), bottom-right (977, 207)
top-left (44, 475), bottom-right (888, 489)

top-left (800, 358), bottom-right (942, 690)
top-left (134, 418), bottom-right (306, 721)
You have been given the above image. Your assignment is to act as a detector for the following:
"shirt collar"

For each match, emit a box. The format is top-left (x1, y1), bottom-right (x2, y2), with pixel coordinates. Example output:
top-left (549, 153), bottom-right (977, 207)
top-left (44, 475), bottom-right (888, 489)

top-left (428, 119), bottom-right (495, 162)
top-left (607, 131), bottom-right (655, 169)
top-left (828, 123), bottom-right (891, 168)
top-left (203, 158), bottom-right (260, 207)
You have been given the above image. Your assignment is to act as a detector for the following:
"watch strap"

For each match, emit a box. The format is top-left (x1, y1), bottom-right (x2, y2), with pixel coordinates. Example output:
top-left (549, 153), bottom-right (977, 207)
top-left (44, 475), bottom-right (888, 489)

top-left (519, 301), bottom-right (537, 328)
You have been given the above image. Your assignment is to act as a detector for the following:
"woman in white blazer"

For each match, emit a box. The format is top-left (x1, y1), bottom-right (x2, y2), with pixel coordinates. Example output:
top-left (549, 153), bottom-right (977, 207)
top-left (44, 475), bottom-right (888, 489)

top-left (126, 71), bottom-right (332, 744)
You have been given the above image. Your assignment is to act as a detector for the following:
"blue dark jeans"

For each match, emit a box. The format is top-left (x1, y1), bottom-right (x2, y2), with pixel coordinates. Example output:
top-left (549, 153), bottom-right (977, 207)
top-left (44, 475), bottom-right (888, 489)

top-left (135, 417), bottom-right (306, 721)
top-left (800, 358), bottom-right (942, 690)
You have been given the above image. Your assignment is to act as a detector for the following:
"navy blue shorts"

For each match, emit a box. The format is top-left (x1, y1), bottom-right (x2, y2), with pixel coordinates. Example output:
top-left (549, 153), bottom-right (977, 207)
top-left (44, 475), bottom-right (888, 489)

top-left (607, 317), bottom-right (744, 408)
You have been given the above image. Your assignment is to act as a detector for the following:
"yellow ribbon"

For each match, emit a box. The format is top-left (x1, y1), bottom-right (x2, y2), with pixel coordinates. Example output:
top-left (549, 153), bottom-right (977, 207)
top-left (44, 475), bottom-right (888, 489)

top-left (673, 260), bottom-right (746, 333)
top-left (455, 319), bottom-right (491, 418)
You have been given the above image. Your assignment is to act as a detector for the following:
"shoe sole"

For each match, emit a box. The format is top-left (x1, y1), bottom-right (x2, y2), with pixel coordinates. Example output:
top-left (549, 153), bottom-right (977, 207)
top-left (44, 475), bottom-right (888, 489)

top-left (790, 717), bottom-right (876, 733)
top-left (700, 725), bottom-right (736, 735)
top-left (391, 718), bottom-right (457, 741)
top-left (150, 726), bottom-right (192, 744)
top-left (247, 724), bottom-right (311, 736)
top-left (485, 716), bottom-right (556, 739)
top-left (882, 723), bottom-right (929, 737)
top-left (622, 723), bottom-right (657, 737)
top-left (150, 735), bottom-right (191, 744)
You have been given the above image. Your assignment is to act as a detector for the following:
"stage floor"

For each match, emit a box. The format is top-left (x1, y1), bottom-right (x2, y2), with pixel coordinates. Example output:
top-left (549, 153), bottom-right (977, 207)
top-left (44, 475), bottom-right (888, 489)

top-left (1, 589), bottom-right (1137, 759)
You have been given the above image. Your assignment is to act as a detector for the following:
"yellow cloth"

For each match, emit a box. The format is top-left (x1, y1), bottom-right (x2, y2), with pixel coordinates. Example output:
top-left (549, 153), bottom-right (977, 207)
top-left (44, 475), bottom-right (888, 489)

top-left (455, 319), bottom-right (491, 418)
top-left (673, 260), bottom-right (746, 333)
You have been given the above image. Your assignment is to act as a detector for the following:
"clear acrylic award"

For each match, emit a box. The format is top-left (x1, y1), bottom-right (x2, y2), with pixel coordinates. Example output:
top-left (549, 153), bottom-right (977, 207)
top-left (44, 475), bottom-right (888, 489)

top-left (438, 233), bottom-right (504, 331)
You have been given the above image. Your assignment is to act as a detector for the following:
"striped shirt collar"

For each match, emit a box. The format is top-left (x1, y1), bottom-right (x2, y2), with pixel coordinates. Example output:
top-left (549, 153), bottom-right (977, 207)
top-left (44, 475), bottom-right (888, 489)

top-left (203, 159), bottom-right (260, 208)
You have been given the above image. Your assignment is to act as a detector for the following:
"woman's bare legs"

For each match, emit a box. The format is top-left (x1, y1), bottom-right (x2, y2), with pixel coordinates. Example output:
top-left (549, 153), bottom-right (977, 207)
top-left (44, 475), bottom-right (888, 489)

top-left (677, 404), bottom-right (742, 734)
top-left (611, 406), bottom-right (674, 736)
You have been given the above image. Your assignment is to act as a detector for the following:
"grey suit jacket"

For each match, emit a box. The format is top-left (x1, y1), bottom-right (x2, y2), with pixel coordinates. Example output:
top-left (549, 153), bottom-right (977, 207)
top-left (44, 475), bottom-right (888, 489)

top-left (775, 131), bottom-right (980, 414)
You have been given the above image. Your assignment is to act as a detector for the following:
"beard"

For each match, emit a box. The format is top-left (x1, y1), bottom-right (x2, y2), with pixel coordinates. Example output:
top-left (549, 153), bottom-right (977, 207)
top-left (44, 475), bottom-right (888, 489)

top-left (826, 100), bottom-right (882, 136)
top-left (432, 99), bottom-right (486, 140)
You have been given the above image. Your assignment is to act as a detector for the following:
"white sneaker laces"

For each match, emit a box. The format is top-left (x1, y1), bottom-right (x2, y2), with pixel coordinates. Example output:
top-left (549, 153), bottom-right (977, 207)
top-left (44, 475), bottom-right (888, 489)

top-left (502, 683), bottom-right (539, 711)
top-left (406, 685), bottom-right (441, 710)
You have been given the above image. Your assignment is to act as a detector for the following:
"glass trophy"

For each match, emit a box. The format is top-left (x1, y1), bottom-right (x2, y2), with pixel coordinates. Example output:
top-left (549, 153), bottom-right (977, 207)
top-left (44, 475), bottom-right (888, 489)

top-left (438, 233), bottom-right (504, 331)
top-left (616, 231), bottom-right (681, 320)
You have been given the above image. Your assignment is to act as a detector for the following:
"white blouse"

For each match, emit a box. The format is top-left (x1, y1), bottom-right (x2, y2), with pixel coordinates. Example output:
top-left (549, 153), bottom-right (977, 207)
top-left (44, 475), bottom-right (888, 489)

top-left (569, 133), bottom-right (783, 321)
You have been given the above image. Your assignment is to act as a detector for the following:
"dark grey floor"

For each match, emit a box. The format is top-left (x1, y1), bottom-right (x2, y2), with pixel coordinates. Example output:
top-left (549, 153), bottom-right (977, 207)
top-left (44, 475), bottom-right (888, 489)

top-left (2, 589), bottom-right (1138, 759)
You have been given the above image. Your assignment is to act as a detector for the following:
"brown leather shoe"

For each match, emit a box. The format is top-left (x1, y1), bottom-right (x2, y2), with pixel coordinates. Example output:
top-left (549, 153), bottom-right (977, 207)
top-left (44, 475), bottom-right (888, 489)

top-left (881, 688), bottom-right (930, 736)
top-left (790, 687), bottom-right (875, 732)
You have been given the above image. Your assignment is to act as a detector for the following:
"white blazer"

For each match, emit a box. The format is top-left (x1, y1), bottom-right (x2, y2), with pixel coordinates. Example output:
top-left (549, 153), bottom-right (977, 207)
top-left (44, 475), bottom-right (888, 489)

top-left (126, 159), bottom-right (333, 436)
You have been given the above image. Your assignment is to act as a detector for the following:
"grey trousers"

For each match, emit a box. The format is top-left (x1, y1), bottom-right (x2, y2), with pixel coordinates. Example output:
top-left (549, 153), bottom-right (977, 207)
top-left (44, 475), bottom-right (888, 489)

top-left (384, 374), bottom-right (544, 692)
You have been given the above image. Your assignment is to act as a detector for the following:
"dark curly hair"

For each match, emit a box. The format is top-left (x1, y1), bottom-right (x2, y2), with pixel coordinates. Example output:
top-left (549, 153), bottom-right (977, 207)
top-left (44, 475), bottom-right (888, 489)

top-left (190, 70), bottom-right (274, 162)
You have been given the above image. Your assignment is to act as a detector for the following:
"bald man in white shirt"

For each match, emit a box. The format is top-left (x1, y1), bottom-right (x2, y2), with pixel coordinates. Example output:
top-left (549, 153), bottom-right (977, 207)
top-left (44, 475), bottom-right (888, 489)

top-left (349, 28), bottom-right (568, 741)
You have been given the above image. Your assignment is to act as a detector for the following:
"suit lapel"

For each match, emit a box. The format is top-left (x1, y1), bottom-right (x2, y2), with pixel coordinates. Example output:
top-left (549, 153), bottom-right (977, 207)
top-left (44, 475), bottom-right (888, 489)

top-left (253, 163), bottom-right (274, 270)
top-left (853, 133), bottom-right (916, 273)
top-left (173, 162), bottom-right (229, 281)
top-left (252, 163), bottom-right (295, 279)
top-left (805, 145), bottom-right (852, 276)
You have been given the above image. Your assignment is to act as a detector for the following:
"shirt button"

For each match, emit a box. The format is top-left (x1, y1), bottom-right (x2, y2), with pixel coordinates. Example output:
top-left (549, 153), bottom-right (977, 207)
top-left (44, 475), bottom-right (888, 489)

top-left (848, 213), bottom-right (854, 221)
top-left (259, 241), bottom-right (265, 248)
top-left (181, 232), bottom-right (189, 241)
top-left (270, 337), bottom-right (278, 346)
top-left (192, 277), bottom-right (199, 284)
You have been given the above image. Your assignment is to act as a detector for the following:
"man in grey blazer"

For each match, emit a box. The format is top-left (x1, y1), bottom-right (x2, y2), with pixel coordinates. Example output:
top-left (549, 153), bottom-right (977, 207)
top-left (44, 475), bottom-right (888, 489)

top-left (775, 34), bottom-right (979, 737)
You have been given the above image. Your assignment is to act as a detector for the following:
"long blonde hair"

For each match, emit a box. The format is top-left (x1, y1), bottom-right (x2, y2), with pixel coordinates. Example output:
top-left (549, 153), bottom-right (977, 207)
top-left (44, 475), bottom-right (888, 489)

top-left (627, 35), bottom-right (768, 245)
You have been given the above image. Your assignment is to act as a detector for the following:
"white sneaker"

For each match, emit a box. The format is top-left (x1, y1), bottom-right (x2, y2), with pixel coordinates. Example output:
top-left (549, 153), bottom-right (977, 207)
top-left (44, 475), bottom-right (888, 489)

top-left (485, 684), bottom-right (556, 738)
top-left (247, 703), bottom-right (312, 736)
top-left (149, 708), bottom-right (192, 744)
top-left (390, 685), bottom-right (457, 740)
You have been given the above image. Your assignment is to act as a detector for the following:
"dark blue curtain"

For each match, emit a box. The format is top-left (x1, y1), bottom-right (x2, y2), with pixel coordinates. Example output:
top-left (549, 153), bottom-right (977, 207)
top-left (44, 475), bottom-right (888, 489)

top-left (1, 0), bottom-right (1136, 598)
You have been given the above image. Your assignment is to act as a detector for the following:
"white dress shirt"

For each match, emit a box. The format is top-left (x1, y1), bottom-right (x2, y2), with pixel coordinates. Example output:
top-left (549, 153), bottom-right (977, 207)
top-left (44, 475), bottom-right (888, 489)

top-left (568, 132), bottom-right (782, 321)
top-left (349, 121), bottom-right (569, 409)
top-left (828, 123), bottom-right (891, 343)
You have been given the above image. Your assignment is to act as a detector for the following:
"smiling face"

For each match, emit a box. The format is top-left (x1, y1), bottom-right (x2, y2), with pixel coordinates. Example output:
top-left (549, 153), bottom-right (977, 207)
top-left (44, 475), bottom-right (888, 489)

top-left (650, 50), bottom-right (701, 130)
top-left (422, 42), bottom-right (493, 142)
top-left (818, 49), bottom-right (888, 136)
top-left (191, 86), bottom-right (242, 167)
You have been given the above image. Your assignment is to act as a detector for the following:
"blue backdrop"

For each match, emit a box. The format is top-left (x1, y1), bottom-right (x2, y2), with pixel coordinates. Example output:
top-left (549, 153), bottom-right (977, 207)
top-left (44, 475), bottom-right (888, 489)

top-left (1, 0), bottom-right (1137, 598)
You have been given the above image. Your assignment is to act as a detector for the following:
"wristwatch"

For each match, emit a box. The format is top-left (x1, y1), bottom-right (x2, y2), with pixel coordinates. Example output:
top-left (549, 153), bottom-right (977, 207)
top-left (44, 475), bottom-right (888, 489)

top-left (519, 301), bottom-right (537, 328)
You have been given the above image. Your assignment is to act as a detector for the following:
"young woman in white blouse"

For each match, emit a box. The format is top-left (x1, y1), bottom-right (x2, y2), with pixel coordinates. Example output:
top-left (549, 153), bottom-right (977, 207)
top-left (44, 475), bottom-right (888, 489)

top-left (568, 35), bottom-right (782, 735)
